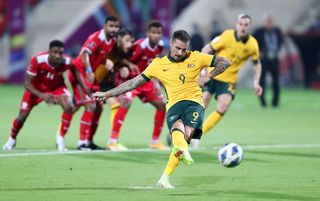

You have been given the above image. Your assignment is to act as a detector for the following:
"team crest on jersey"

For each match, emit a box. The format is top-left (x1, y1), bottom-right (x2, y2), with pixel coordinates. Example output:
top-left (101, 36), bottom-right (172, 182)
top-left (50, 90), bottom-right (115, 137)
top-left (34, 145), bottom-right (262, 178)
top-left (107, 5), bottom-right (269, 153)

top-left (89, 42), bottom-right (96, 48)
top-left (187, 63), bottom-right (195, 68)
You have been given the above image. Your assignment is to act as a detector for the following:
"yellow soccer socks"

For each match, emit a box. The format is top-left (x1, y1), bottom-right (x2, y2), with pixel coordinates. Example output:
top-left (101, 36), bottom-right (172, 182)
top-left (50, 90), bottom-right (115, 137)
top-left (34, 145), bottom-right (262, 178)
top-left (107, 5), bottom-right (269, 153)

top-left (202, 110), bottom-right (223, 134)
top-left (164, 129), bottom-right (191, 176)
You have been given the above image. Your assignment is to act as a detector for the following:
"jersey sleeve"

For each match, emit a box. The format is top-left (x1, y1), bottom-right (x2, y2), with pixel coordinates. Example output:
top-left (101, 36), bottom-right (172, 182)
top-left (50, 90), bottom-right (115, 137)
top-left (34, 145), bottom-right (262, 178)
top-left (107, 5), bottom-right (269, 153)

top-left (251, 38), bottom-right (260, 62)
top-left (209, 31), bottom-right (226, 51)
top-left (26, 56), bottom-right (38, 76)
top-left (141, 60), bottom-right (157, 81)
top-left (199, 52), bottom-right (215, 68)
top-left (129, 44), bottom-right (144, 62)
top-left (82, 37), bottom-right (101, 54)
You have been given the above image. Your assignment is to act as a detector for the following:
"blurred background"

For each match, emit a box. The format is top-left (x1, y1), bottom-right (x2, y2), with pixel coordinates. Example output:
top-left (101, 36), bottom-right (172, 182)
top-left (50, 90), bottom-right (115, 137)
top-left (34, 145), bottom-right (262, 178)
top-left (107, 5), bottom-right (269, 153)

top-left (0, 0), bottom-right (320, 89)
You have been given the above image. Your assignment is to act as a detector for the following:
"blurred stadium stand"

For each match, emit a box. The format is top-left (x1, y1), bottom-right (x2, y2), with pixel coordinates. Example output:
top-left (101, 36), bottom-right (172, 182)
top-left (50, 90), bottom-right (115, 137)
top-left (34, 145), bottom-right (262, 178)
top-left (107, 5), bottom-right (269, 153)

top-left (0, 0), bottom-right (319, 88)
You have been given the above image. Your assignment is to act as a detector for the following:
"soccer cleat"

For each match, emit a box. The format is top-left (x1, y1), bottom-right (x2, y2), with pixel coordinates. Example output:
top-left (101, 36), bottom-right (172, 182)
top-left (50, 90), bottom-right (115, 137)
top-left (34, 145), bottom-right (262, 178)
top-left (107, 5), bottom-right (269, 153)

top-left (77, 143), bottom-right (91, 151)
top-left (171, 146), bottom-right (194, 165)
top-left (107, 142), bottom-right (129, 151)
top-left (56, 136), bottom-right (68, 151)
top-left (87, 141), bottom-right (104, 150)
top-left (156, 181), bottom-right (175, 189)
top-left (156, 174), bottom-right (175, 189)
top-left (149, 141), bottom-right (170, 151)
top-left (2, 137), bottom-right (16, 150)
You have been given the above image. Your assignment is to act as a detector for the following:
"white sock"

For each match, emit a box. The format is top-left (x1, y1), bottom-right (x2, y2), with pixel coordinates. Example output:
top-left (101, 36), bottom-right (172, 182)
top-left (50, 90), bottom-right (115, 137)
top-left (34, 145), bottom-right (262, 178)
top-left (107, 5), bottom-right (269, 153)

top-left (108, 138), bottom-right (118, 144)
top-left (77, 140), bottom-right (86, 146)
top-left (150, 139), bottom-right (159, 144)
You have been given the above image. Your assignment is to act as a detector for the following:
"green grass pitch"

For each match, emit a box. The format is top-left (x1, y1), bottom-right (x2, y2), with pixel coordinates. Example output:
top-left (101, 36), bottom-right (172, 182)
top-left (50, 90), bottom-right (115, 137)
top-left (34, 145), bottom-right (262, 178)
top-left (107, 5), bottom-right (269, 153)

top-left (0, 85), bottom-right (319, 201)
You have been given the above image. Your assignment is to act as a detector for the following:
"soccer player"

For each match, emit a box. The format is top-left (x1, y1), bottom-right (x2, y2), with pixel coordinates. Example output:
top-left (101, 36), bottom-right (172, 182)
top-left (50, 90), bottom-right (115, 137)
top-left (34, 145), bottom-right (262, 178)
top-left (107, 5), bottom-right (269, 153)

top-left (67, 16), bottom-right (121, 150)
top-left (93, 28), bottom-right (136, 151)
top-left (92, 30), bottom-right (231, 188)
top-left (2, 40), bottom-right (90, 151)
top-left (199, 14), bottom-right (263, 140)
top-left (108, 21), bottom-right (168, 151)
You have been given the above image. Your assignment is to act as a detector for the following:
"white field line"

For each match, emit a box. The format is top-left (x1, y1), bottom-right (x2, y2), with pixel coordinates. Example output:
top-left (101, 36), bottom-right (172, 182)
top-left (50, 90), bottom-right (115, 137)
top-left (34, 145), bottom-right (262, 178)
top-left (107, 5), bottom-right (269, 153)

top-left (1, 144), bottom-right (320, 158)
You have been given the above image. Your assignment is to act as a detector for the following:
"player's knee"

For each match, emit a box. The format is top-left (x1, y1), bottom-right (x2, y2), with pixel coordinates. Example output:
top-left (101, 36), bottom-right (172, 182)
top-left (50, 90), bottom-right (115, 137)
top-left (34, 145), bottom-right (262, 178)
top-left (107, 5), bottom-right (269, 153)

top-left (155, 102), bottom-right (166, 111)
top-left (63, 105), bottom-right (73, 114)
top-left (85, 102), bottom-right (96, 112)
top-left (217, 102), bottom-right (229, 113)
top-left (120, 100), bottom-right (132, 109)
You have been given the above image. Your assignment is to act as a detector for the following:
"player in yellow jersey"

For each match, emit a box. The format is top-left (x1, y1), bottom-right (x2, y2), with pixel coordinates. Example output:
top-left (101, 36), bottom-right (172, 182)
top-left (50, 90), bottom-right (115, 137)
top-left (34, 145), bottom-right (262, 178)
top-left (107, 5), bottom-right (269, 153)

top-left (197, 14), bottom-right (263, 143)
top-left (92, 30), bottom-right (231, 188)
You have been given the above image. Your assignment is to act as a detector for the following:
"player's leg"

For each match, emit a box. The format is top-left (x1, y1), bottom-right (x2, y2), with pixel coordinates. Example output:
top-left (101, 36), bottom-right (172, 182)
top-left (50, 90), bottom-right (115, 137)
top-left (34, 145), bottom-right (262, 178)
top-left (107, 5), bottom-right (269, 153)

top-left (86, 100), bottom-right (104, 149)
top-left (107, 95), bottom-right (129, 151)
top-left (270, 61), bottom-right (280, 107)
top-left (202, 81), bottom-right (235, 135)
top-left (78, 101), bottom-right (95, 149)
top-left (157, 119), bottom-right (187, 189)
top-left (3, 110), bottom-right (30, 150)
top-left (55, 89), bottom-right (73, 151)
top-left (203, 93), bottom-right (232, 134)
top-left (3, 91), bottom-right (40, 150)
top-left (158, 101), bottom-right (204, 188)
top-left (148, 99), bottom-right (168, 150)
top-left (259, 60), bottom-right (267, 107)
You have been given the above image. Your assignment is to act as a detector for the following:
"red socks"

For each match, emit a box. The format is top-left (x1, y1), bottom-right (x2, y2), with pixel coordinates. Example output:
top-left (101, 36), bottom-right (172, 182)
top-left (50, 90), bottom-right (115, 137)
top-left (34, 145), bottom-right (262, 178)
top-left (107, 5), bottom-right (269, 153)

top-left (152, 110), bottom-right (166, 140)
top-left (11, 118), bottom-right (23, 139)
top-left (79, 110), bottom-right (94, 141)
top-left (87, 111), bottom-right (102, 141)
top-left (110, 107), bottom-right (128, 140)
top-left (59, 112), bottom-right (73, 137)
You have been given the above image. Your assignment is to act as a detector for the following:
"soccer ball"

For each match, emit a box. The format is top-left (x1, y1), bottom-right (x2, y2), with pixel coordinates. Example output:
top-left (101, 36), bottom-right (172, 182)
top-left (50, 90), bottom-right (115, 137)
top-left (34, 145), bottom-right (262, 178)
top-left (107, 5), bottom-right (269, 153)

top-left (217, 143), bottom-right (243, 168)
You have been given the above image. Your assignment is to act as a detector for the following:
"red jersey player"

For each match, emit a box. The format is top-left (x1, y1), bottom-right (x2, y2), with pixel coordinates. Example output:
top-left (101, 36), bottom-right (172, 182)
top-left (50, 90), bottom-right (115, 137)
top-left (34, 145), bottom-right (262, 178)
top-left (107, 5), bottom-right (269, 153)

top-left (2, 40), bottom-right (90, 151)
top-left (108, 21), bottom-right (169, 151)
top-left (66, 16), bottom-right (121, 150)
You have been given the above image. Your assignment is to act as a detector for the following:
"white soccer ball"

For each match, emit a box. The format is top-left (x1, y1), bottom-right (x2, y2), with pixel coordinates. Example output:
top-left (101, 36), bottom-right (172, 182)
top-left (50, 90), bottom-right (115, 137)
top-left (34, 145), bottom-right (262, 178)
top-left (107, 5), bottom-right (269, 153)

top-left (217, 143), bottom-right (243, 168)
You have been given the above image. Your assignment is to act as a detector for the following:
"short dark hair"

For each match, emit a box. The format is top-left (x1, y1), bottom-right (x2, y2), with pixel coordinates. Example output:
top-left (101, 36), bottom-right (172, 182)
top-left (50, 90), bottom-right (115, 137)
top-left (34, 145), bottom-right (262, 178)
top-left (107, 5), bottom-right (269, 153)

top-left (172, 30), bottom-right (190, 43)
top-left (49, 40), bottom-right (64, 49)
top-left (105, 16), bottom-right (119, 24)
top-left (238, 13), bottom-right (252, 22)
top-left (117, 28), bottom-right (133, 37)
top-left (148, 20), bottom-right (163, 30)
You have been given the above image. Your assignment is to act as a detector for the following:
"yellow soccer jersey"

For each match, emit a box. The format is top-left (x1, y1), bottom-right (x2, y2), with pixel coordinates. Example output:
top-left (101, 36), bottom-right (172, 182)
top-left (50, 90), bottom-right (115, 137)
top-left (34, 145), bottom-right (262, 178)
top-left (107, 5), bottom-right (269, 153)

top-left (210, 29), bottom-right (259, 84)
top-left (142, 51), bottom-right (214, 110)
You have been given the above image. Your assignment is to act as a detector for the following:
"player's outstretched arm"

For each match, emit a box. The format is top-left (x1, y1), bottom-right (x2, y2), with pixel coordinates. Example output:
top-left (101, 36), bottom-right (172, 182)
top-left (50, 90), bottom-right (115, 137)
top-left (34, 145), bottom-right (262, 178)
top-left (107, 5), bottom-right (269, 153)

top-left (93, 74), bottom-right (147, 101)
top-left (209, 55), bottom-right (231, 78)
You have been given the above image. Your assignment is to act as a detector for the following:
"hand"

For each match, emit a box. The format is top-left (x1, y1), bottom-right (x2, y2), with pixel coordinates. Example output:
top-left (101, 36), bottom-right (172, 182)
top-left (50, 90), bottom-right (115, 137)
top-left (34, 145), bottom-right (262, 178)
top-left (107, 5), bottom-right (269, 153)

top-left (41, 93), bottom-right (57, 105)
top-left (254, 81), bottom-right (263, 96)
top-left (128, 63), bottom-right (139, 74)
top-left (198, 75), bottom-right (210, 87)
top-left (84, 87), bottom-right (92, 97)
top-left (86, 72), bottom-right (95, 84)
top-left (92, 91), bottom-right (109, 101)
top-left (119, 66), bottom-right (130, 79)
